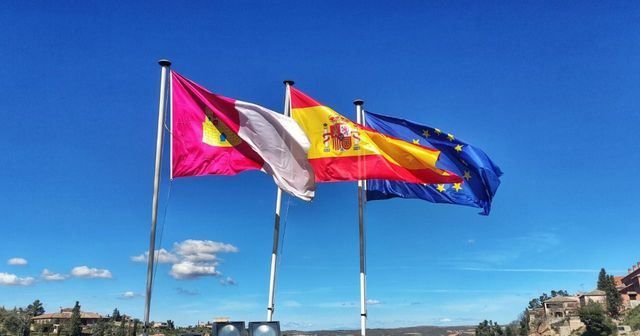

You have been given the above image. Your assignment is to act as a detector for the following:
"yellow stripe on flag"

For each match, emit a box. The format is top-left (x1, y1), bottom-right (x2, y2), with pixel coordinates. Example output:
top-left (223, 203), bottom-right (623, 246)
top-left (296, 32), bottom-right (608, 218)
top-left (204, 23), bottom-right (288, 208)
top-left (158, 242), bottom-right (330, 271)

top-left (292, 105), bottom-right (441, 169)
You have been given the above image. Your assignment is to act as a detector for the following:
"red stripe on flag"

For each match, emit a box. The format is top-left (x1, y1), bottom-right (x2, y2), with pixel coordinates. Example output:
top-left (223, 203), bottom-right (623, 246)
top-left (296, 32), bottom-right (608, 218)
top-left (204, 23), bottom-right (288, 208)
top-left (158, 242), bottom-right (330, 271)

top-left (309, 155), bottom-right (461, 184)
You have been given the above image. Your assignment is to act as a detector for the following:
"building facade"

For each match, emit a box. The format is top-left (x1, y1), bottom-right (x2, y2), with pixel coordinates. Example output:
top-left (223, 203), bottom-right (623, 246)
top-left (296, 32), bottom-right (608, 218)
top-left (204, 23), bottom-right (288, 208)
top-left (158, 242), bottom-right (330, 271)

top-left (30, 308), bottom-right (104, 333)
top-left (619, 262), bottom-right (640, 309)
top-left (543, 296), bottom-right (580, 318)
top-left (578, 289), bottom-right (607, 306)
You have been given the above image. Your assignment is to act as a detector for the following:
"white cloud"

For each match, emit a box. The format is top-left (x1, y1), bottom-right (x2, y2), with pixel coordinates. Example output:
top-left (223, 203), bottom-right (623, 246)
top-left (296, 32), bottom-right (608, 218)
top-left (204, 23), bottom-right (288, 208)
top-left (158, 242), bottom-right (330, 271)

top-left (219, 276), bottom-right (236, 286)
top-left (121, 291), bottom-right (141, 299)
top-left (130, 248), bottom-right (179, 264)
top-left (7, 258), bottom-right (27, 266)
top-left (71, 266), bottom-right (112, 279)
top-left (41, 269), bottom-right (68, 281)
top-left (170, 261), bottom-right (219, 280)
top-left (366, 299), bottom-right (382, 305)
top-left (132, 239), bottom-right (239, 282)
top-left (440, 318), bottom-right (452, 323)
top-left (0, 272), bottom-right (34, 286)
top-left (173, 240), bottom-right (238, 262)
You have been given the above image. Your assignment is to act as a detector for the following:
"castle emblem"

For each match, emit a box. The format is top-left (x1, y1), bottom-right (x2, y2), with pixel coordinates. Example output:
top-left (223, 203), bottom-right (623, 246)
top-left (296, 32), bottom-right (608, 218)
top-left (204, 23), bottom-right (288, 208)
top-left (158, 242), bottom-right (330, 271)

top-left (202, 108), bottom-right (242, 147)
top-left (322, 116), bottom-right (360, 152)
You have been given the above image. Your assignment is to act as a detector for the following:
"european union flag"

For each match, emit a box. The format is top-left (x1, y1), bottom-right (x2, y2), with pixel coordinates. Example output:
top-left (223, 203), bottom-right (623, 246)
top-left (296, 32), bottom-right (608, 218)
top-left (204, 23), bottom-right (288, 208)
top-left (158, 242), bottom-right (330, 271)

top-left (365, 111), bottom-right (503, 215)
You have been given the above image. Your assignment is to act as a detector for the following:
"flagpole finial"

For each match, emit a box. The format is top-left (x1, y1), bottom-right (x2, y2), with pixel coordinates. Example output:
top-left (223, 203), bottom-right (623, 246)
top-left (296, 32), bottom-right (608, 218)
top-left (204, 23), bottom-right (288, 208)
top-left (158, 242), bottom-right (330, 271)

top-left (283, 80), bottom-right (295, 86)
top-left (158, 59), bottom-right (172, 67)
top-left (353, 99), bottom-right (364, 106)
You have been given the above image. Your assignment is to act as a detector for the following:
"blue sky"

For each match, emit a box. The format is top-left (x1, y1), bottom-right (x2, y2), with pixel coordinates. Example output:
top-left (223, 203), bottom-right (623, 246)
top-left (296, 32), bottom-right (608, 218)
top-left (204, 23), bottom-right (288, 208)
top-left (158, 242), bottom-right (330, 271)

top-left (1, 0), bottom-right (639, 330)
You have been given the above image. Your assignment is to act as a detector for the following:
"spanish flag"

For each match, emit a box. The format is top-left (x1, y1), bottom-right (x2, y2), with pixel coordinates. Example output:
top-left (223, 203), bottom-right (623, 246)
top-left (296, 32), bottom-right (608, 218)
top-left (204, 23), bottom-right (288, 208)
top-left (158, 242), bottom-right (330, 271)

top-left (289, 87), bottom-right (462, 184)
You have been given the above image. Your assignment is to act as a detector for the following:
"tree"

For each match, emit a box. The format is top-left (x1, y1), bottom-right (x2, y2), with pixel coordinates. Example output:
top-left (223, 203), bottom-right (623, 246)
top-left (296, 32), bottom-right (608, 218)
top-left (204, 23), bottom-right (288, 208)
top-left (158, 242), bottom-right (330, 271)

top-left (131, 319), bottom-right (140, 336)
top-left (538, 293), bottom-right (551, 304)
top-left (596, 269), bottom-right (623, 317)
top-left (605, 275), bottom-right (622, 317)
top-left (550, 290), bottom-right (569, 297)
top-left (15, 299), bottom-right (45, 336)
top-left (528, 298), bottom-right (542, 309)
top-left (503, 322), bottom-right (519, 336)
top-left (92, 320), bottom-right (110, 336)
top-left (475, 320), bottom-right (504, 336)
top-left (3, 311), bottom-right (23, 335)
top-left (596, 269), bottom-right (620, 316)
top-left (578, 301), bottom-right (615, 336)
top-left (517, 311), bottom-right (530, 336)
top-left (27, 300), bottom-right (45, 317)
top-left (597, 268), bottom-right (608, 291)
top-left (69, 301), bottom-right (82, 336)
top-left (18, 307), bottom-right (31, 336)
top-left (624, 305), bottom-right (640, 330)
top-left (117, 318), bottom-right (126, 336)
top-left (112, 308), bottom-right (121, 322)
top-left (166, 320), bottom-right (175, 330)
top-left (527, 290), bottom-right (568, 310)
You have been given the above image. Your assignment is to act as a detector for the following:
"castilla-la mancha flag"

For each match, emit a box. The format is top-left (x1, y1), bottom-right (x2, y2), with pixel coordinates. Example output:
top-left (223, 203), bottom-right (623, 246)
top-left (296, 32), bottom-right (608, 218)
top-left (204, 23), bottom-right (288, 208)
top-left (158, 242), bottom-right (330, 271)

top-left (171, 71), bottom-right (315, 201)
top-left (289, 86), bottom-right (462, 184)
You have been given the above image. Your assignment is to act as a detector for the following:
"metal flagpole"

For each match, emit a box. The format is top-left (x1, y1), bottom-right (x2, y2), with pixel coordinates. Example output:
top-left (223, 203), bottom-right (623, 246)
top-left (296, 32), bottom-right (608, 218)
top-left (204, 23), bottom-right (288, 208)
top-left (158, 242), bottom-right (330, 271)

top-left (266, 79), bottom-right (294, 321)
top-left (266, 186), bottom-right (282, 322)
top-left (354, 99), bottom-right (367, 336)
top-left (143, 59), bottom-right (171, 336)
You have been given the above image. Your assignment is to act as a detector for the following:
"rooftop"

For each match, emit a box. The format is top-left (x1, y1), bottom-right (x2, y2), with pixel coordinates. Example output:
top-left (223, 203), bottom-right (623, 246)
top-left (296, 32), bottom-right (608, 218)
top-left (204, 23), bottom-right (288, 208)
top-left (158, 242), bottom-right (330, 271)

top-left (624, 262), bottom-right (640, 281)
top-left (32, 311), bottom-right (103, 320)
top-left (544, 296), bottom-right (579, 303)
top-left (581, 289), bottom-right (606, 296)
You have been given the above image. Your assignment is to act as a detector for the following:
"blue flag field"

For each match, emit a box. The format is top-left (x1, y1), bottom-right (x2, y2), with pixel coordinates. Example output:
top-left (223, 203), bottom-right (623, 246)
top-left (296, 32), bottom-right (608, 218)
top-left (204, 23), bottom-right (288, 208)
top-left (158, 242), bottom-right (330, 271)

top-left (365, 111), bottom-right (503, 215)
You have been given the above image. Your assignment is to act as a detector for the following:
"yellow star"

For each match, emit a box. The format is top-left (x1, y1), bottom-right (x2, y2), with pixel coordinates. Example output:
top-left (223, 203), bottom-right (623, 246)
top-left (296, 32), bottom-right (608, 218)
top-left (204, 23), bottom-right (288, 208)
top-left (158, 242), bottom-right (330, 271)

top-left (463, 171), bottom-right (472, 181)
top-left (436, 184), bottom-right (446, 192)
top-left (435, 128), bottom-right (442, 135)
top-left (422, 130), bottom-right (430, 137)
top-left (447, 133), bottom-right (455, 141)
top-left (453, 183), bottom-right (463, 192)
top-left (412, 139), bottom-right (420, 145)
top-left (454, 144), bottom-right (463, 152)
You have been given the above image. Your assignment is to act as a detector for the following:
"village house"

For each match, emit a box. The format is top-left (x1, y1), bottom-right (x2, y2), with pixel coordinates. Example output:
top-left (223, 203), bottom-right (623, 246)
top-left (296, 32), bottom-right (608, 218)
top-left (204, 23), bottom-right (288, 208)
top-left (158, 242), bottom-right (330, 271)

top-left (30, 308), bottom-right (103, 333)
top-left (524, 295), bottom-right (584, 336)
top-left (578, 289), bottom-right (607, 306)
top-left (618, 262), bottom-right (640, 309)
top-left (525, 261), bottom-right (640, 336)
top-left (542, 296), bottom-right (580, 318)
top-left (152, 321), bottom-right (169, 329)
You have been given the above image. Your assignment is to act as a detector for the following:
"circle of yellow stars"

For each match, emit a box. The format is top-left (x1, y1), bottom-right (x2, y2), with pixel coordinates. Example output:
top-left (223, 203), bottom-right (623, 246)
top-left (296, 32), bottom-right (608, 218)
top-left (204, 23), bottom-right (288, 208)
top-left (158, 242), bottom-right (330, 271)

top-left (419, 128), bottom-right (473, 193)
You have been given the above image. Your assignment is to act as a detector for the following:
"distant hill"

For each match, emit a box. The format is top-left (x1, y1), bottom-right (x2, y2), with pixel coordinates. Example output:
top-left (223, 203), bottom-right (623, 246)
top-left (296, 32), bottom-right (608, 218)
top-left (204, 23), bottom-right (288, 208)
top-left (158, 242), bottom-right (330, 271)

top-left (283, 325), bottom-right (476, 336)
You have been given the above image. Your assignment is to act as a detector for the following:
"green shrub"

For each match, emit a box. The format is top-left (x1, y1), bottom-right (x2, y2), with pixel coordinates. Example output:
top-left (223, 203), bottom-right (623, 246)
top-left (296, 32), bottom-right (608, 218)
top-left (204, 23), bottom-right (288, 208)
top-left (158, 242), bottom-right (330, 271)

top-left (578, 302), bottom-right (616, 336)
